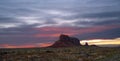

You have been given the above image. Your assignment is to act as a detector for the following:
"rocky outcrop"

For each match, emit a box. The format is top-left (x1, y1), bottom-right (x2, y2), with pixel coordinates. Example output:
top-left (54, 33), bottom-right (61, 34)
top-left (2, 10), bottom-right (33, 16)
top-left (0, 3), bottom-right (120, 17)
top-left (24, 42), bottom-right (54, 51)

top-left (84, 42), bottom-right (89, 46)
top-left (51, 34), bottom-right (81, 47)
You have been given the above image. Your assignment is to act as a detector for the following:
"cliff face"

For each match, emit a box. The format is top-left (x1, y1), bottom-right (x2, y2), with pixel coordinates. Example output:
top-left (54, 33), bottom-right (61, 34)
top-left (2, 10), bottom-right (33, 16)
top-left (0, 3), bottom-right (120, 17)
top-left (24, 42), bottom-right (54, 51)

top-left (51, 34), bottom-right (81, 47)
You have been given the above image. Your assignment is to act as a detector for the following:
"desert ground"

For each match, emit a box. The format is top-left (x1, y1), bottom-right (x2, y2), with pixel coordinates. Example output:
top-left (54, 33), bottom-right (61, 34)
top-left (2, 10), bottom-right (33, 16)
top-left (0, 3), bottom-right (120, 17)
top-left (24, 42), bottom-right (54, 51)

top-left (0, 46), bottom-right (120, 61)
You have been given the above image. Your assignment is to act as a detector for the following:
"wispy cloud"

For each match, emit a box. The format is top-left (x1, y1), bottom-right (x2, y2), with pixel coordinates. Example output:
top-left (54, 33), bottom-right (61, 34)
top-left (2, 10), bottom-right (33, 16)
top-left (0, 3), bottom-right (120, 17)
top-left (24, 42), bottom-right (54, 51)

top-left (0, 0), bottom-right (120, 28)
top-left (0, 0), bottom-right (120, 48)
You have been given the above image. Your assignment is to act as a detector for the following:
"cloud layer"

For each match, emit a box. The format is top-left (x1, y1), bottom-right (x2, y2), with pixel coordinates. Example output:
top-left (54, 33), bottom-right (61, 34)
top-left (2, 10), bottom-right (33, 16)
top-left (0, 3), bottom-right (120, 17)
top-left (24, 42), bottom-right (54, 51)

top-left (0, 0), bottom-right (120, 28)
top-left (0, 0), bottom-right (120, 48)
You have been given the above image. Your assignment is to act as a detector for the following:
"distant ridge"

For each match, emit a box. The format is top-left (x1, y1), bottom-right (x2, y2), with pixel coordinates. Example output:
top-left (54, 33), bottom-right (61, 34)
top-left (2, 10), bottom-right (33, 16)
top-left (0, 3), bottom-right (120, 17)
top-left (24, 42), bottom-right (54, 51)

top-left (50, 34), bottom-right (81, 47)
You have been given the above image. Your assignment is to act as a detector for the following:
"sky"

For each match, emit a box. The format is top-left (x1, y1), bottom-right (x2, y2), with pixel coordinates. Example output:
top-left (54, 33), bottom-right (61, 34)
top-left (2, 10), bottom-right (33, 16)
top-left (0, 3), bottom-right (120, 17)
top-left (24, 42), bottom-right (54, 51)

top-left (0, 0), bottom-right (120, 48)
top-left (81, 38), bottom-right (120, 47)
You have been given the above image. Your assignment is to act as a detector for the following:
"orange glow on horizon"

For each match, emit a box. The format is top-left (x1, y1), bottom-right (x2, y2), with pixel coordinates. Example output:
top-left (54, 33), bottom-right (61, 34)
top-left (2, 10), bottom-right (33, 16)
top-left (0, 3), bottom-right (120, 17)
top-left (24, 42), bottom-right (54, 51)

top-left (37, 42), bottom-right (53, 47)
top-left (0, 42), bottom-right (53, 48)
top-left (81, 38), bottom-right (120, 46)
top-left (0, 44), bottom-right (36, 48)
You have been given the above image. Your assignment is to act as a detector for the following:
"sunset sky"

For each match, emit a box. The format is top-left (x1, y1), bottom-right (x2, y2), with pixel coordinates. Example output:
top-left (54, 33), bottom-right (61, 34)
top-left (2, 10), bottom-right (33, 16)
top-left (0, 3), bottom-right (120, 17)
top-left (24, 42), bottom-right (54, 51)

top-left (0, 0), bottom-right (120, 48)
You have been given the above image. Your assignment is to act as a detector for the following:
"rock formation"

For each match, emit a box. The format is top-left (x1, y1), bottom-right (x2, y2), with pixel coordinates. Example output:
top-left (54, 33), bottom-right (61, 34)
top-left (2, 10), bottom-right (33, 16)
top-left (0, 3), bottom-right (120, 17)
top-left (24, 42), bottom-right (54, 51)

top-left (51, 34), bottom-right (81, 47)
top-left (84, 42), bottom-right (89, 46)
